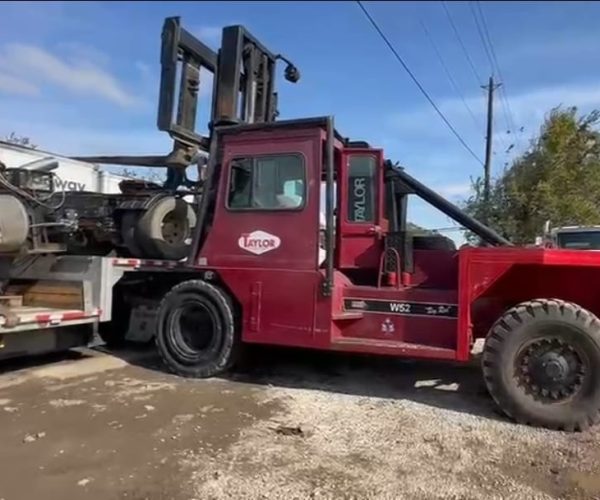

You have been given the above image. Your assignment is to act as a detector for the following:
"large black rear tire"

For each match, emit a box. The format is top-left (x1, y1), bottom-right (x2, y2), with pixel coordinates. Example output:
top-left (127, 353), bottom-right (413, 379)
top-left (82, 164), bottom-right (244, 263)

top-left (155, 280), bottom-right (239, 378)
top-left (483, 299), bottom-right (600, 431)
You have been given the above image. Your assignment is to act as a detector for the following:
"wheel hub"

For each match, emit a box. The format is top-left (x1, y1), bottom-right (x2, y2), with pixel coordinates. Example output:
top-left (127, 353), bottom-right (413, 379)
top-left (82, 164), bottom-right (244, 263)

top-left (533, 351), bottom-right (570, 383)
top-left (161, 211), bottom-right (187, 245)
top-left (517, 337), bottom-right (587, 401)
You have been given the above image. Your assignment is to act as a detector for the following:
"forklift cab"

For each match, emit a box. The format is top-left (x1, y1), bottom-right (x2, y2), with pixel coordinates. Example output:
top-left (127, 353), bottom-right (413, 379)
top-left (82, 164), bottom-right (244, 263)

top-left (194, 115), bottom-right (498, 354)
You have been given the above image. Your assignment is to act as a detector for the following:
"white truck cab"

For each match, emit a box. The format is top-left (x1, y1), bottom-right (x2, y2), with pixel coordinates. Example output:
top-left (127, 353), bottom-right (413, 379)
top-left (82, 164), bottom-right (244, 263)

top-left (540, 221), bottom-right (600, 250)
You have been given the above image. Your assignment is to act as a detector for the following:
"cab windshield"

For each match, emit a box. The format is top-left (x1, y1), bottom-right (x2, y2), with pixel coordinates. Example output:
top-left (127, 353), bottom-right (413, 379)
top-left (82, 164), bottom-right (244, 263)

top-left (556, 231), bottom-right (600, 250)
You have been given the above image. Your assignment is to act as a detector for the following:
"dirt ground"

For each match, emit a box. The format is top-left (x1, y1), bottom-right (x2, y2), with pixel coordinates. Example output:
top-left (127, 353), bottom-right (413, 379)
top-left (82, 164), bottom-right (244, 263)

top-left (0, 346), bottom-right (599, 500)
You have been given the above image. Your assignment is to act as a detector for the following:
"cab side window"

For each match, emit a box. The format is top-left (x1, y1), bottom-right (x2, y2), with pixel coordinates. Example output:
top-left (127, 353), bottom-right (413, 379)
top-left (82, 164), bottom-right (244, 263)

top-left (228, 154), bottom-right (305, 210)
top-left (347, 155), bottom-right (376, 223)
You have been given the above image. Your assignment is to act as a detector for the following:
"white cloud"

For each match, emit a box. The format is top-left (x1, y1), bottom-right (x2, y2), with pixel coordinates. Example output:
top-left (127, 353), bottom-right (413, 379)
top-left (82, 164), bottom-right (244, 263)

top-left (56, 41), bottom-right (111, 67)
top-left (0, 119), bottom-right (171, 157)
top-left (388, 81), bottom-right (600, 160)
top-left (507, 33), bottom-right (600, 65)
top-left (0, 42), bottom-right (139, 107)
top-left (135, 61), bottom-right (152, 80)
top-left (392, 83), bottom-right (600, 134)
top-left (0, 74), bottom-right (39, 96)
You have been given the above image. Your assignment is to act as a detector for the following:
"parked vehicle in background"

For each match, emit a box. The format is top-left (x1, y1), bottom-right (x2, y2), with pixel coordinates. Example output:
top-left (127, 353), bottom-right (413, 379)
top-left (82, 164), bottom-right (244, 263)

top-left (538, 220), bottom-right (600, 249)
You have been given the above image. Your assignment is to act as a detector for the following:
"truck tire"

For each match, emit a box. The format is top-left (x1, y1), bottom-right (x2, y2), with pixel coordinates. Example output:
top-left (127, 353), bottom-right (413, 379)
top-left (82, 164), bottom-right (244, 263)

top-left (483, 299), bottom-right (600, 431)
top-left (98, 293), bottom-right (131, 348)
top-left (155, 280), bottom-right (239, 378)
top-left (136, 197), bottom-right (197, 261)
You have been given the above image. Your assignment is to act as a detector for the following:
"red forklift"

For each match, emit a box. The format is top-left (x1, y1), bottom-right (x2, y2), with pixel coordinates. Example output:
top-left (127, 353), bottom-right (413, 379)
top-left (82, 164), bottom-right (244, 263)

top-left (8, 17), bottom-right (600, 432)
top-left (137, 17), bottom-right (600, 432)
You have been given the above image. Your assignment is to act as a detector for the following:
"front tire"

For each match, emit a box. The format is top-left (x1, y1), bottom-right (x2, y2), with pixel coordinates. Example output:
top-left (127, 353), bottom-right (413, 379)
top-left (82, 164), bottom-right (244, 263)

top-left (483, 299), bottom-right (600, 431)
top-left (155, 280), bottom-right (239, 378)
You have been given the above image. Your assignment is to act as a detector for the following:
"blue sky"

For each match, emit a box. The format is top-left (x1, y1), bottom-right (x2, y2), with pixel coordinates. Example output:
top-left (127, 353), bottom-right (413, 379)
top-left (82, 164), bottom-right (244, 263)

top-left (2, 1), bottom-right (600, 239)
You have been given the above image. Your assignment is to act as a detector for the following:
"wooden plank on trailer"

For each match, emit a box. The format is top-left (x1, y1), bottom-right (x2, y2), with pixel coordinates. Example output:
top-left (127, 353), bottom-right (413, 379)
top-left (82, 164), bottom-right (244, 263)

top-left (5, 281), bottom-right (83, 310)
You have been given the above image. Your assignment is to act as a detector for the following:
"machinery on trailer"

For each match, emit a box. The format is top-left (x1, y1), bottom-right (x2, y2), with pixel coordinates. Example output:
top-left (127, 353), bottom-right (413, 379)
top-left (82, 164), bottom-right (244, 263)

top-left (1, 17), bottom-right (600, 432)
top-left (0, 160), bottom-right (198, 259)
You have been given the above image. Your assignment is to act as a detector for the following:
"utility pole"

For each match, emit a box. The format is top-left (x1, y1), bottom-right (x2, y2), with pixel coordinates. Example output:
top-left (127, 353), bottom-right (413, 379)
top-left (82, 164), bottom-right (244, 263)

top-left (481, 75), bottom-right (501, 222)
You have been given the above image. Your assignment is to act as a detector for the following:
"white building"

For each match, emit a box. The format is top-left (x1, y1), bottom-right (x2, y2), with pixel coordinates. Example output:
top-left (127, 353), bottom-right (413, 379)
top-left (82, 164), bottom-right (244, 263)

top-left (0, 140), bottom-right (131, 194)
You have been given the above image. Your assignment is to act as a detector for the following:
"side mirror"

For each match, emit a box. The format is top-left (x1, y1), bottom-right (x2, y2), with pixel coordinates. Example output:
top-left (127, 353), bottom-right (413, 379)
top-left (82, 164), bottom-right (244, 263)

top-left (275, 54), bottom-right (300, 83)
top-left (284, 63), bottom-right (300, 83)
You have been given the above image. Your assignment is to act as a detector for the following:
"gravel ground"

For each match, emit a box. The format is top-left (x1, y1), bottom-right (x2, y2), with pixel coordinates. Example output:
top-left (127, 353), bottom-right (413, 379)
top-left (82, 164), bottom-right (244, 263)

top-left (0, 346), bottom-right (599, 500)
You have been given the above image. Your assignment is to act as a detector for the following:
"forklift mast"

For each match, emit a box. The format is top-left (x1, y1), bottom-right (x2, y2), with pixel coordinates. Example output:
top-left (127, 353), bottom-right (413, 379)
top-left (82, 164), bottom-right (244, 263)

top-left (75, 16), bottom-right (299, 173)
top-left (157, 16), bottom-right (300, 159)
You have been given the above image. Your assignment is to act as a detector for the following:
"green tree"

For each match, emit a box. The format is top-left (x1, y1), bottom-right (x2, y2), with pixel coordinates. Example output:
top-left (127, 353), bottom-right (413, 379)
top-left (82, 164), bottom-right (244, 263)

top-left (463, 106), bottom-right (600, 244)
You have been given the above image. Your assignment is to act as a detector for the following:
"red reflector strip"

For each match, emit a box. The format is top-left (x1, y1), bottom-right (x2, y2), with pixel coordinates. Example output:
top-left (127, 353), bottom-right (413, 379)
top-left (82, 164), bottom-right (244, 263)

top-left (34, 309), bottom-right (100, 326)
top-left (112, 258), bottom-right (180, 269)
top-left (35, 314), bottom-right (52, 324)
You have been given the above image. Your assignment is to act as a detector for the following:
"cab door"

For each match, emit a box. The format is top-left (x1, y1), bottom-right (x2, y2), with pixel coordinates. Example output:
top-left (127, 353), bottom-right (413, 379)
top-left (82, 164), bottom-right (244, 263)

top-left (199, 129), bottom-right (325, 347)
top-left (337, 149), bottom-right (386, 269)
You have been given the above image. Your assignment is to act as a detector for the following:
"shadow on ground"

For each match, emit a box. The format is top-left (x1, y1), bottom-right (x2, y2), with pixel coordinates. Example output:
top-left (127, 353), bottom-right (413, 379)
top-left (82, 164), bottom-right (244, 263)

top-left (0, 349), bottom-right (89, 376)
top-left (228, 346), bottom-right (506, 424)
top-left (0, 342), bottom-right (506, 425)
top-left (104, 343), bottom-right (505, 425)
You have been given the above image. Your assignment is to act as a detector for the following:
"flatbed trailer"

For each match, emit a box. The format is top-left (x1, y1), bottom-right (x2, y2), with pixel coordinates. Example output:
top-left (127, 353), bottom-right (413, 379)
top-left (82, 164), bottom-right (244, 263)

top-left (0, 256), bottom-right (140, 359)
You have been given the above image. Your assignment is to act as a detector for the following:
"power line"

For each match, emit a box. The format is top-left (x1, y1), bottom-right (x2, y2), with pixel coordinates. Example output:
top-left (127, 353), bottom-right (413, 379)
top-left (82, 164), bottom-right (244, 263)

top-left (419, 19), bottom-right (483, 133)
top-left (469, 2), bottom-right (512, 135)
top-left (441, 0), bottom-right (513, 150)
top-left (474, 1), bottom-right (513, 130)
top-left (440, 1), bottom-right (482, 85)
top-left (469, 1), bottom-right (495, 76)
top-left (474, 1), bottom-right (523, 150)
top-left (355, 1), bottom-right (484, 166)
top-left (475, 1), bottom-right (502, 80)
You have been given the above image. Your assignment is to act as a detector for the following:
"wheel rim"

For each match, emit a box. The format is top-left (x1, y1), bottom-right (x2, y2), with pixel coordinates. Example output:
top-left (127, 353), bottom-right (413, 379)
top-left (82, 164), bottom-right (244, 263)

top-left (515, 332), bottom-right (589, 402)
top-left (161, 210), bottom-right (189, 246)
top-left (166, 296), bottom-right (222, 365)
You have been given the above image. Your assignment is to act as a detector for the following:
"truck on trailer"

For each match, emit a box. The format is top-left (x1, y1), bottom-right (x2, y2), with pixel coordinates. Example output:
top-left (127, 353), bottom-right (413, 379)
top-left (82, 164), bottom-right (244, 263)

top-left (0, 17), bottom-right (599, 432)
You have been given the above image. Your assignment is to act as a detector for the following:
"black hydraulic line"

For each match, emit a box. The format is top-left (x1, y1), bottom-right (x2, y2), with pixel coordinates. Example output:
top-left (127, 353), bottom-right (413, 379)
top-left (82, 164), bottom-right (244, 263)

top-left (72, 155), bottom-right (171, 167)
top-left (389, 165), bottom-right (512, 247)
